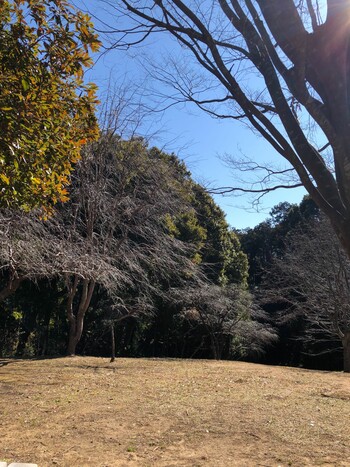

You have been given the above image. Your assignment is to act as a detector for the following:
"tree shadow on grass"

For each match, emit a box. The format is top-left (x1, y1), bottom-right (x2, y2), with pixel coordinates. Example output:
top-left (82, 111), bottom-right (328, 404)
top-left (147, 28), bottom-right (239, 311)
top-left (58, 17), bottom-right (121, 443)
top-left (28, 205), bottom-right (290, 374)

top-left (0, 359), bottom-right (14, 367)
top-left (0, 355), bottom-right (65, 368)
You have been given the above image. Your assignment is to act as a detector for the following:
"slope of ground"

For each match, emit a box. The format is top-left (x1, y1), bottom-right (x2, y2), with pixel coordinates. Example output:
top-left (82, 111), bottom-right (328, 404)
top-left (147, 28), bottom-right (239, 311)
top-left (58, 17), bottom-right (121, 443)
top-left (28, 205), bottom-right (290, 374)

top-left (0, 357), bottom-right (349, 466)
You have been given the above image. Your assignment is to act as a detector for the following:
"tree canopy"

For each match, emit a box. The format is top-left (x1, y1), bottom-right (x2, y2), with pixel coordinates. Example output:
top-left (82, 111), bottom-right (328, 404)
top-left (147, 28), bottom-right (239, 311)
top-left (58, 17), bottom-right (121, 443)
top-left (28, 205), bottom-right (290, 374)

top-left (0, 133), bottom-right (257, 359)
top-left (0, 0), bottom-right (100, 211)
top-left (47, 134), bottom-right (201, 355)
top-left (167, 182), bottom-right (248, 286)
top-left (110, 0), bottom-right (350, 259)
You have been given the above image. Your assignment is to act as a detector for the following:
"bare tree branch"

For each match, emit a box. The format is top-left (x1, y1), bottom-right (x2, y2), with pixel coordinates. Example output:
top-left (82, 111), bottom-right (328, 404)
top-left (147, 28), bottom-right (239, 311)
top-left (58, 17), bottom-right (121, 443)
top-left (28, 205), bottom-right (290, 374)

top-left (96, 0), bottom-right (350, 258)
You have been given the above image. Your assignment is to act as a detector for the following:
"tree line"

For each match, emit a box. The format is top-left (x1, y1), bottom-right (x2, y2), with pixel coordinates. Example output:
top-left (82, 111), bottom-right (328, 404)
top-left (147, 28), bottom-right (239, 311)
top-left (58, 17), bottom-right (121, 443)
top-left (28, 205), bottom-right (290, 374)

top-left (240, 198), bottom-right (350, 371)
top-left (1, 1), bottom-right (350, 372)
top-left (2, 135), bottom-right (350, 371)
top-left (0, 131), bottom-right (277, 361)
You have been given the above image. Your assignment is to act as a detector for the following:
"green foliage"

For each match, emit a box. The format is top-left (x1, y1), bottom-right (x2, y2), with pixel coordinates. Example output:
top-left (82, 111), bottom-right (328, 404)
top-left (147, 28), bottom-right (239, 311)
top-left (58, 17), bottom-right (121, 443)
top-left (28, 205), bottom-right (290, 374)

top-left (165, 175), bottom-right (248, 286)
top-left (0, 139), bottom-right (250, 361)
top-left (0, 279), bottom-right (67, 357)
top-left (165, 210), bottom-right (207, 265)
top-left (141, 149), bottom-right (249, 287)
top-left (240, 197), bottom-right (319, 286)
top-left (0, 0), bottom-right (100, 211)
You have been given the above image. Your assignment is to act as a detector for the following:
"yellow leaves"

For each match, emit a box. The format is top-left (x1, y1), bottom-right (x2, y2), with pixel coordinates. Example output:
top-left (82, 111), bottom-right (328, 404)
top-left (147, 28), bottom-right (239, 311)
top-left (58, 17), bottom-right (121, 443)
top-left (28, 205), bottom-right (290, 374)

top-left (0, 0), bottom-right (100, 211)
top-left (31, 176), bottom-right (41, 185)
top-left (90, 39), bottom-right (101, 53)
top-left (0, 173), bottom-right (10, 185)
top-left (192, 252), bottom-right (202, 265)
top-left (79, 24), bottom-right (90, 38)
top-left (21, 78), bottom-right (29, 91)
top-left (59, 190), bottom-right (69, 203)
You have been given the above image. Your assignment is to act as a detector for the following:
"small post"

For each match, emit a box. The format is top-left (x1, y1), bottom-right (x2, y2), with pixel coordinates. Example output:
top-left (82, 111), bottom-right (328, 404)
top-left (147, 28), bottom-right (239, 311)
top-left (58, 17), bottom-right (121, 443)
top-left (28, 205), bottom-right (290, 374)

top-left (110, 321), bottom-right (116, 363)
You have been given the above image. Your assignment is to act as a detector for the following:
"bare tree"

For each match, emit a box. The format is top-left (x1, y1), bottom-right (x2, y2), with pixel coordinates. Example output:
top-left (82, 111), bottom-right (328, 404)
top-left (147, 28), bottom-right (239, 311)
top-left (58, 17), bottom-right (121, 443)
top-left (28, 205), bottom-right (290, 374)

top-left (173, 283), bottom-right (277, 359)
top-left (100, 0), bottom-right (350, 261)
top-left (263, 218), bottom-right (350, 371)
top-left (0, 210), bottom-right (60, 301)
top-left (50, 134), bottom-right (197, 355)
top-left (102, 296), bottom-right (155, 361)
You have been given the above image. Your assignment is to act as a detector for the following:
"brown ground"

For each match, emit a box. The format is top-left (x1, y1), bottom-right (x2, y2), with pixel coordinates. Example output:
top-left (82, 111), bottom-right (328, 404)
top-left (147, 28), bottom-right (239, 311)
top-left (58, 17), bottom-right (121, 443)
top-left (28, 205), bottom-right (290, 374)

top-left (0, 357), bottom-right (349, 467)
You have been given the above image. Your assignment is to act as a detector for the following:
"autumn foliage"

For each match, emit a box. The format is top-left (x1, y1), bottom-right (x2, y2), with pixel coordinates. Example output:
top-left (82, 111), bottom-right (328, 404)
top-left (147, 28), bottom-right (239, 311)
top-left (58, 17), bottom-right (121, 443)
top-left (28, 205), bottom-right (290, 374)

top-left (0, 0), bottom-right (100, 210)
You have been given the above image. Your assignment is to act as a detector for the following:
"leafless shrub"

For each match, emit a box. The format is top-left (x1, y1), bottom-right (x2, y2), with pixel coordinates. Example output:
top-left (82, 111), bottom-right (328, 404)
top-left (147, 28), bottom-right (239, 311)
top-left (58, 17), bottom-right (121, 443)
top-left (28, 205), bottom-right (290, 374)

top-left (172, 283), bottom-right (277, 360)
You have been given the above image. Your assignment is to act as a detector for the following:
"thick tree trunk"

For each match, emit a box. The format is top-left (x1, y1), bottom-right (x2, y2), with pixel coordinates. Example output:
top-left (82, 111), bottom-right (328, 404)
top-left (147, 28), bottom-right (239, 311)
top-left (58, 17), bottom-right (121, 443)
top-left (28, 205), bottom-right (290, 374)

top-left (67, 305), bottom-right (89, 356)
top-left (67, 319), bottom-right (81, 356)
top-left (66, 277), bottom-right (95, 356)
top-left (328, 218), bottom-right (350, 266)
top-left (257, 0), bottom-right (350, 228)
top-left (342, 331), bottom-right (350, 372)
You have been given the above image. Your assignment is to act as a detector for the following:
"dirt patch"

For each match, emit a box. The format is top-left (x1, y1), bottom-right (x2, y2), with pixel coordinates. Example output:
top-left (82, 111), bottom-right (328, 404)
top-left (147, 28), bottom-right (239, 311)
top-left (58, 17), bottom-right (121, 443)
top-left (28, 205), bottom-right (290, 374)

top-left (0, 357), bottom-right (349, 466)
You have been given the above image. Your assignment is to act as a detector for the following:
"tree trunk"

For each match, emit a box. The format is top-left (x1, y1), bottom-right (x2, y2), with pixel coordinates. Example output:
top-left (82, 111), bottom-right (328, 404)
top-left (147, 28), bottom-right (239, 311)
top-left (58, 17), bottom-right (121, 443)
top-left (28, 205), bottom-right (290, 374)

top-left (67, 320), bottom-right (80, 356)
top-left (210, 335), bottom-right (222, 360)
top-left (66, 277), bottom-right (95, 356)
top-left (342, 331), bottom-right (350, 372)
top-left (67, 304), bottom-right (88, 356)
top-left (110, 322), bottom-right (116, 362)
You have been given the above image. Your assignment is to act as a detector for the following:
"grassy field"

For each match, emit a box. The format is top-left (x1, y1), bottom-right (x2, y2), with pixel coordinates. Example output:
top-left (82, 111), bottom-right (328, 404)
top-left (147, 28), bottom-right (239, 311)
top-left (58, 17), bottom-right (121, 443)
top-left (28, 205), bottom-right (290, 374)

top-left (0, 357), bottom-right (349, 466)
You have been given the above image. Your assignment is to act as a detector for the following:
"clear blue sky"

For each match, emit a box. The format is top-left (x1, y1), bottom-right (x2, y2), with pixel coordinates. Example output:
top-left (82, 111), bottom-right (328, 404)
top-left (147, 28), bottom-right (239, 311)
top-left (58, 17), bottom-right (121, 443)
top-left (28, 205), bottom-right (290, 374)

top-left (77, 0), bottom-right (307, 230)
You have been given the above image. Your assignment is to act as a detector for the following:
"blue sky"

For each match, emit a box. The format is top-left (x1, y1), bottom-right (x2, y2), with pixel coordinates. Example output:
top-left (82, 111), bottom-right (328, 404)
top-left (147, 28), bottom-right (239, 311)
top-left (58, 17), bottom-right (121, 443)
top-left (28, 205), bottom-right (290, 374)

top-left (77, 1), bottom-right (308, 230)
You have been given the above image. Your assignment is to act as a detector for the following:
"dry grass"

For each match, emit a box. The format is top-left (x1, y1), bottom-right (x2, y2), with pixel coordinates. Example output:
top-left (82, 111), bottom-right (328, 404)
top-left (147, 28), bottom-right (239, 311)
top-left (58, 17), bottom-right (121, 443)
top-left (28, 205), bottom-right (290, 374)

top-left (0, 357), bottom-right (349, 466)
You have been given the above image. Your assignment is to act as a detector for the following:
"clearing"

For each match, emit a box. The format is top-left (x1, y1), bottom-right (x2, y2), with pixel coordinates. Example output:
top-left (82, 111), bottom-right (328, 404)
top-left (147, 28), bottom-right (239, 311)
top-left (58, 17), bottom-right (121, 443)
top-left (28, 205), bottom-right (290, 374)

top-left (0, 357), bottom-right (349, 466)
